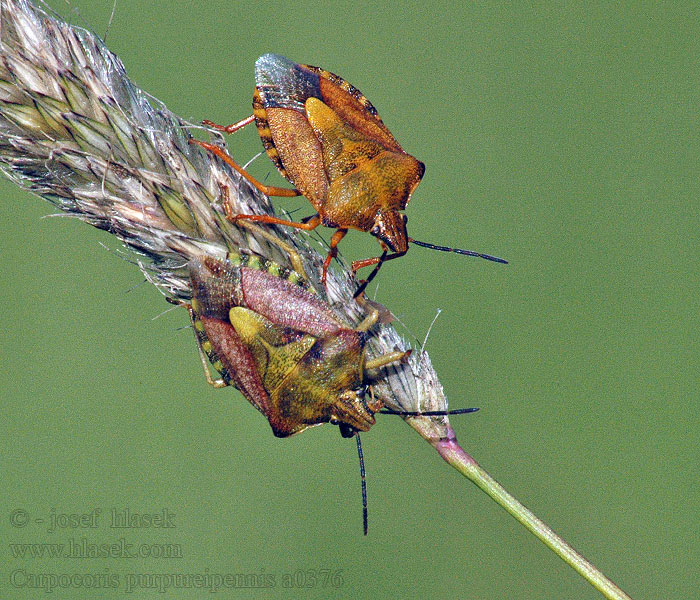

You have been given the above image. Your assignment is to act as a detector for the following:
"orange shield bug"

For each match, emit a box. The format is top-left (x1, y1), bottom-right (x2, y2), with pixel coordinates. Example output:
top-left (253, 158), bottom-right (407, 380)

top-left (191, 54), bottom-right (506, 293)
top-left (176, 248), bottom-right (476, 533)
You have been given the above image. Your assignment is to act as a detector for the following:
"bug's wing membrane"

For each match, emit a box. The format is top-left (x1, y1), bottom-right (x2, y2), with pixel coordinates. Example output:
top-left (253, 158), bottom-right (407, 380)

top-left (255, 54), bottom-right (322, 111)
top-left (254, 54), bottom-right (328, 206)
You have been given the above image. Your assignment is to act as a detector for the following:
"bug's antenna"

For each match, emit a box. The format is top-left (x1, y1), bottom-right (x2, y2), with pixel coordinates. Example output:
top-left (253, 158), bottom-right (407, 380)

top-left (379, 407), bottom-right (479, 416)
top-left (353, 240), bottom-right (507, 297)
top-left (356, 433), bottom-right (368, 536)
top-left (409, 238), bottom-right (508, 264)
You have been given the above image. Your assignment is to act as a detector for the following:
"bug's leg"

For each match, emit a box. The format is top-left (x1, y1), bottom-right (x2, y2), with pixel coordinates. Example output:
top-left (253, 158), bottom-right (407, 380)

top-left (229, 213), bottom-right (322, 232)
top-left (229, 214), bottom-right (328, 279)
top-left (217, 185), bottom-right (308, 279)
top-left (183, 303), bottom-right (228, 389)
top-left (355, 305), bottom-right (380, 332)
top-left (352, 250), bottom-right (406, 298)
top-left (352, 255), bottom-right (382, 272)
top-left (190, 139), bottom-right (301, 198)
top-left (352, 249), bottom-right (407, 272)
top-left (241, 222), bottom-right (308, 280)
top-left (365, 348), bottom-right (412, 371)
top-left (202, 114), bottom-right (255, 134)
top-left (364, 386), bottom-right (383, 413)
top-left (321, 228), bottom-right (348, 284)
top-left (352, 251), bottom-right (386, 298)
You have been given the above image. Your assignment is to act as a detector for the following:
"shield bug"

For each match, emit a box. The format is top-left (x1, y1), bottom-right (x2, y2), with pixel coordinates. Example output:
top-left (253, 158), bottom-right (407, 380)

top-left (176, 248), bottom-right (476, 533)
top-left (191, 54), bottom-right (506, 292)
top-left (185, 250), bottom-right (409, 437)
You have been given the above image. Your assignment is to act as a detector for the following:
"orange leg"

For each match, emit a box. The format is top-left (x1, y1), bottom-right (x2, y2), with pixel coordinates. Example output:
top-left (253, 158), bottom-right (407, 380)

top-left (351, 250), bottom-right (406, 273)
top-left (203, 114), bottom-right (255, 134)
top-left (189, 139), bottom-right (300, 198)
top-left (229, 213), bottom-right (322, 231)
top-left (216, 184), bottom-right (309, 278)
top-left (219, 185), bottom-right (309, 230)
top-left (352, 255), bottom-right (381, 272)
top-left (228, 210), bottom-right (346, 284)
top-left (322, 229), bottom-right (348, 284)
top-left (230, 214), bottom-right (338, 284)
top-left (352, 249), bottom-right (407, 298)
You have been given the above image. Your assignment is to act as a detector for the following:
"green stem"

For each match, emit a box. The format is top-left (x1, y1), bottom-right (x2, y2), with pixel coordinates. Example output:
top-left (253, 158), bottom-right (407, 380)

top-left (433, 427), bottom-right (632, 600)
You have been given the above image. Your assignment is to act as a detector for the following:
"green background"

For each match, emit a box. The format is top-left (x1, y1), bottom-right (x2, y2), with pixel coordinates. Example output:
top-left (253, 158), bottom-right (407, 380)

top-left (1, 1), bottom-right (697, 598)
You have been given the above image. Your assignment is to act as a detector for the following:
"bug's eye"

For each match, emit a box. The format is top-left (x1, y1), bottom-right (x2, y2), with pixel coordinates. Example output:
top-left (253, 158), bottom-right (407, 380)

top-left (371, 226), bottom-right (381, 236)
top-left (338, 423), bottom-right (356, 438)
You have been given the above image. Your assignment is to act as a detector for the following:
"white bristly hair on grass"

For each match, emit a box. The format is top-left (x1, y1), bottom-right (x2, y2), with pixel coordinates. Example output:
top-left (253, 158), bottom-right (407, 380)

top-left (0, 0), bottom-right (454, 442)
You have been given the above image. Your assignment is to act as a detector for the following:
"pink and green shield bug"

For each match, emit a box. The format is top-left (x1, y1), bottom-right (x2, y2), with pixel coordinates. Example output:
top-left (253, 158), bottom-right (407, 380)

top-left (172, 246), bottom-right (476, 533)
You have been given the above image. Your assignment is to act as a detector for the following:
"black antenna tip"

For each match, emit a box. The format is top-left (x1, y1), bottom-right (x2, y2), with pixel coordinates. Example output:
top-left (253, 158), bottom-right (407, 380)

top-left (379, 407), bottom-right (480, 416)
top-left (409, 238), bottom-right (508, 264)
top-left (355, 434), bottom-right (368, 536)
top-left (445, 407), bottom-right (480, 415)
